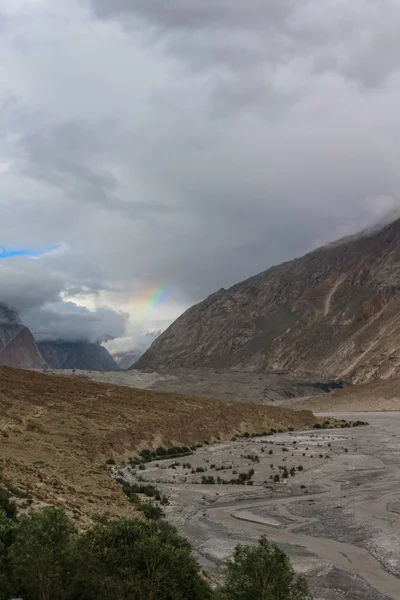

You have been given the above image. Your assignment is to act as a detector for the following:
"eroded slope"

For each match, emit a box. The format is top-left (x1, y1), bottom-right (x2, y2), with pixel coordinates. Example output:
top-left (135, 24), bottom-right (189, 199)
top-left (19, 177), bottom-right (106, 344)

top-left (0, 367), bottom-right (319, 521)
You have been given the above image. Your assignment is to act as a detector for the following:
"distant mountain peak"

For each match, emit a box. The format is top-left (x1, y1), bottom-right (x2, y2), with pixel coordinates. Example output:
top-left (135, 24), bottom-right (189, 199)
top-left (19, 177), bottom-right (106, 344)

top-left (38, 340), bottom-right (119, 372)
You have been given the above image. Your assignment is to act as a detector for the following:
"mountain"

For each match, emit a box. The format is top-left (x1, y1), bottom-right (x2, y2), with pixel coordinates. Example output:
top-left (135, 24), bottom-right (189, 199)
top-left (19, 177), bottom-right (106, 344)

top-left (0, 304), bottom-right (47, 369)
top-left (136, 218), bottom-right (400, 383)
top-left (38, 340), bottom-right (119, 371)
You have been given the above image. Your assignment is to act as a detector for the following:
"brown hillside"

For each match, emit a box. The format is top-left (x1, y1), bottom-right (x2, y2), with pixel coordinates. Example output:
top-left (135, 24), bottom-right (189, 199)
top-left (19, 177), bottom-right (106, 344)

top-left (0, 367), bottom-right (319, 521)
top-left (136, 219), bottom-right (400, 383)
top-left (287, 376), bottom-right (400, 413)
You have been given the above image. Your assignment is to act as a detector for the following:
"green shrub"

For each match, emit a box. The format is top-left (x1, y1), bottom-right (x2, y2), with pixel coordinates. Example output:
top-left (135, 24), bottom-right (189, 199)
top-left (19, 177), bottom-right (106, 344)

top-left (0, 490), bottom-right (17, 520)
top-left (0, 503), bottom-right (315, 600)
top-left (8, 508), bottom-right (77, 600)
top-left (220, 535), bottom-right (312, 599)
top-left (201, 476), bottom-right (215, 484)
top-left (140, 501), bottom-right (164, 520)
top-left (0, 508), bottom-right (213, 600)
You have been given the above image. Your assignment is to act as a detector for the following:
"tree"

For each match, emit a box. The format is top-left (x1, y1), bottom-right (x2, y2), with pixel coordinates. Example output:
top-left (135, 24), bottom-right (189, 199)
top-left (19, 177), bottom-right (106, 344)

top-left (220, 536), bottom-right (312, 600)
top-left (0, 510), bottom-right (16, 600)
top-left (73, 517), bottom-right (213, 600)
top-left (8, 507), bottom-right (77, 600)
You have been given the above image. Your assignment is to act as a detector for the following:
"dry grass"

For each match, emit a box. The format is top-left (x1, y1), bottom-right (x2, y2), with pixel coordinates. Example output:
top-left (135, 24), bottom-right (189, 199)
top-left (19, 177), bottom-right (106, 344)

top-left (0, 367), bottom-right (320, 521)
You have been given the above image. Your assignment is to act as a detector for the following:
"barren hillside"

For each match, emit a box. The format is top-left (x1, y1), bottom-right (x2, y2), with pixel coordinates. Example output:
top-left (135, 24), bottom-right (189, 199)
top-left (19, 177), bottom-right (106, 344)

top-left (136, 218), bottom-right (400, 383)
top-left (287, 376), bottom-right (400, 412)
top-left (0, 367), bottom-right (320, 521)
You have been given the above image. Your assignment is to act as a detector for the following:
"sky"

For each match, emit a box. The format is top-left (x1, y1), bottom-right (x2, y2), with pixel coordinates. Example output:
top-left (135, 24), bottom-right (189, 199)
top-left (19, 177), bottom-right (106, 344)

top-left (2, 0), bottom-right (400, 351)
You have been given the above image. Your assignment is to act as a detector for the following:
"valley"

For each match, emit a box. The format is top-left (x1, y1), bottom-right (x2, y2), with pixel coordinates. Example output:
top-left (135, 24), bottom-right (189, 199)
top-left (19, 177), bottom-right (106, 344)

top-left (119, 412), bottom-right (400, 600)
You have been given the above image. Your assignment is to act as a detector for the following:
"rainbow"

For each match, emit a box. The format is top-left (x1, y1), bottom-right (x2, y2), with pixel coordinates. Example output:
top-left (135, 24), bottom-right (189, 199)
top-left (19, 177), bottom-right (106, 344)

top-left (133, 285), bottom-right (173, 320)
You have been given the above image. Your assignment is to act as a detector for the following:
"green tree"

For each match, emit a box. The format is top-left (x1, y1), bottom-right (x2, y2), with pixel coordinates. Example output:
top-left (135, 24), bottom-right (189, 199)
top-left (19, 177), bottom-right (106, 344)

top-left (8, 507), bottom-right (77, 600)
top-left (73, 517), bottom-right (213, 600)
top-left (0, 510), bottom-right (16, 600)
top-left (220, 536), bottom-right (312, 600)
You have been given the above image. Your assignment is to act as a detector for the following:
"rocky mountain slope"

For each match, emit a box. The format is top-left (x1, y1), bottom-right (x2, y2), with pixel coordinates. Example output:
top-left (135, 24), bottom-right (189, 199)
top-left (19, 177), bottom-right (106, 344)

top-left (136, 218), bottom-right (400, 383)
top-left (38, 340), bottom-right (119, 371)
top-left (0, 304), bottom-right (47, 369)
top-left (0, 366), bottom-right (320, 521)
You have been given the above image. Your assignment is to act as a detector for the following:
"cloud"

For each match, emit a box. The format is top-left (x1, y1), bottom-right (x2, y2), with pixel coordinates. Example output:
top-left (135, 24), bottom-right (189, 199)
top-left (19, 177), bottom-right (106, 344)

top-left (1, 0), bottom-right (400, 349)
top-left (104, 327), bottom-right (164, 356)
top-left (90, 0), bottom-right (400, 91)
top-left (21, 301), bottom-right (129, 343)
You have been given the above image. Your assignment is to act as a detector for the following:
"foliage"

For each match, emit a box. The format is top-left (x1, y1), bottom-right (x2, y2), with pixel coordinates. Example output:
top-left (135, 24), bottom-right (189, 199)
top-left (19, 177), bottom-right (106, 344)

top-left (0, 508), bottom-right (212, 600)
top-left (0, 490), bottom-right (16, 521)
top-left (8, 508), bottom-right (77, 600)
top-left (0, 511), bottom-right (16, 600)
top-left (73, 517), bottom-right (212, 600)
top-left (220, 535), bottom-right (312, 600)
top-left (0, 490), bottom-right (313, 600)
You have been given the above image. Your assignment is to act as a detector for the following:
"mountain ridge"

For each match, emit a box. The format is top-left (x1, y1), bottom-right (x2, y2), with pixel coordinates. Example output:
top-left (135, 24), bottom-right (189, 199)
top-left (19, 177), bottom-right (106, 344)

top-left (135, 218), bottom-right (400, 383)
top-left (0, 303), bottom-right (47, 369)
top-left (38, 340), bottom-right (119, 372)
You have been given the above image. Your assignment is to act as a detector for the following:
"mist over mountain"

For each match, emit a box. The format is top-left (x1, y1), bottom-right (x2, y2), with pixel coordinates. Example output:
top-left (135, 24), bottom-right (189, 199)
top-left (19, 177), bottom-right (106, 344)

top-left (105, 328), bottom-right (165, 369)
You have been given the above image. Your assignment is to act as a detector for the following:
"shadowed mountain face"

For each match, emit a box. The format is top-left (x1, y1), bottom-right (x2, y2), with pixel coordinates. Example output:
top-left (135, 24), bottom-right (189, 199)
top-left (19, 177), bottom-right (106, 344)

top-left (136, 219), bottom-right (400, 383)
top-left (38, 341), bottom-right (119, 372)
top-left (0, 304), bottom-right (47, 369)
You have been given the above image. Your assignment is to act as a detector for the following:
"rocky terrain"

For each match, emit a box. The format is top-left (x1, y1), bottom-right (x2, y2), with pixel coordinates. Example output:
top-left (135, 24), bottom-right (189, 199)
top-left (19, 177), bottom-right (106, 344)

top-left (136, 218), bottom-right (400, 384)
top-left (0, 304), bottom-right (46, 369)
top-left (38, 340), bottom-right (119, 371)
top-left (286, 376), bottom-right (400, 413)
top-left (0, 366), bottom-right (319, 522)
top-left (62, 366), bottom-right (348, 404)
top-left (121, 413), bottom-right (400, 600)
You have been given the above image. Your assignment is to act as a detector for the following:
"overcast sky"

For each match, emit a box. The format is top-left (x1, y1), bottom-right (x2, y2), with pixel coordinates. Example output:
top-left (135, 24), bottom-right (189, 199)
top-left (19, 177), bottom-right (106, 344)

top-left (1, 0), bottom-right (400, 349)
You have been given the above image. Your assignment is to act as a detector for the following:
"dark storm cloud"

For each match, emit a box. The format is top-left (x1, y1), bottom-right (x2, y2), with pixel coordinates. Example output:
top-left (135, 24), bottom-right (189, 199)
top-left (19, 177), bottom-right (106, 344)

top-left (2, 0), bottom-right (400, 344)
top-left (0, 263), bottom-right (63, 311)
top-left (20, 120), bottom-right (173, 220)
top-left (90, 0), bottom-right (298, 32)
top-left (21, 302), bottom-right (129, 343)
top-left (89, 0), bottom-right (400, 89)
top-left (0, 261), bottom-right (128, 342)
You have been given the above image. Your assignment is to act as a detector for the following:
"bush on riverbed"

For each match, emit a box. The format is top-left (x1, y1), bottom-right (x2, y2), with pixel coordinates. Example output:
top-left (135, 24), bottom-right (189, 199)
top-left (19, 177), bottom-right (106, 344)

top-left (218, 535), bottom-right (312, 600)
